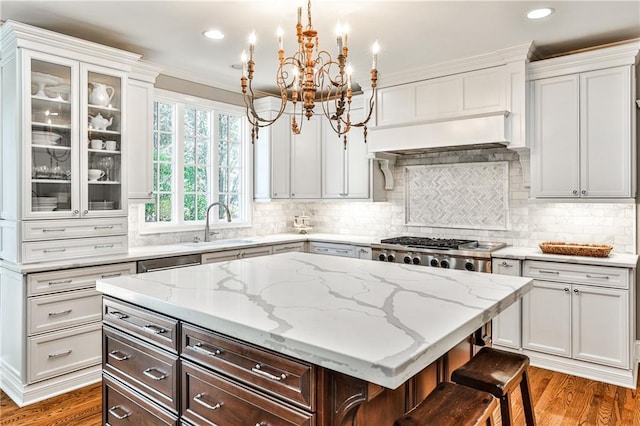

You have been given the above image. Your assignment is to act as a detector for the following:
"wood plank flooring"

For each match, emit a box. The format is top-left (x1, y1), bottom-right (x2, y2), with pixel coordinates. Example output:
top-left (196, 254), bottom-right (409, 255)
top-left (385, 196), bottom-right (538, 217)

top-left (1, 367), bottom-right (639, 425)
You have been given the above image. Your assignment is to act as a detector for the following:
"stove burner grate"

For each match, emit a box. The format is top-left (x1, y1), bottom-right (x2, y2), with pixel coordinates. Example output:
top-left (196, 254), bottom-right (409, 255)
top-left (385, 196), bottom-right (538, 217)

top-left (380, 236), bottom-right (479, 250)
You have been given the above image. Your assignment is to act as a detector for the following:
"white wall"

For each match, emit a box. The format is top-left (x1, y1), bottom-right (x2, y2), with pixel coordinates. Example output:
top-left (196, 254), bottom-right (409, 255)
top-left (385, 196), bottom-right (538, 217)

top-left (129, 147), bottom-right (636, 254)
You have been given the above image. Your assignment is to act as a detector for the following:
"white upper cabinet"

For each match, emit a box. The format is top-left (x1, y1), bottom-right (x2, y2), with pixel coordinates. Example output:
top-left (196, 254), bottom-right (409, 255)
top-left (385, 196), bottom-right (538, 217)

top-left (529, 41), bottom-right (638, 199)
top-left (322, 109), bottom-right (370, 199)
top-left (291, 115), bottom-right (322, 199)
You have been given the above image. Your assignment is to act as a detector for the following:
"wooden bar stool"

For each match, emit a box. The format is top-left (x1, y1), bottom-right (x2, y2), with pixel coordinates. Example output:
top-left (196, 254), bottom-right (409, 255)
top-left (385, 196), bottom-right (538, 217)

top-left (451, 347), bottom-right (536, 426)
top-left (393, 382), bottom-right (498, 426)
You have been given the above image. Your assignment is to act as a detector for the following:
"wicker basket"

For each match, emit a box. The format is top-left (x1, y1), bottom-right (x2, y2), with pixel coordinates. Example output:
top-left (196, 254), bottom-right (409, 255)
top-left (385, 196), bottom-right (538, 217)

top-left (539, 241), bottom-right (613, 257)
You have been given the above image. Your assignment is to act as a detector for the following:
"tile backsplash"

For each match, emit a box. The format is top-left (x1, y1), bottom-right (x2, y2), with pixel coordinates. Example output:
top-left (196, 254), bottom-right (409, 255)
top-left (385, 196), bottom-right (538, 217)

top-left (128, 147), bottom-right (636, 254)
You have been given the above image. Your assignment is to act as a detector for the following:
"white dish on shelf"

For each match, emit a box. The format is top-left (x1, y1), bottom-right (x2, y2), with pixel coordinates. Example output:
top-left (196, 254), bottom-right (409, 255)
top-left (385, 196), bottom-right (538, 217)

top-left (89, 201), bottom-right (115, 210)
top-left (32, 130), bottom-right (62, 145)
top-left (31, 72), bottom-right (64, 97)
top-left (46, 84), bottom-right (71, 101)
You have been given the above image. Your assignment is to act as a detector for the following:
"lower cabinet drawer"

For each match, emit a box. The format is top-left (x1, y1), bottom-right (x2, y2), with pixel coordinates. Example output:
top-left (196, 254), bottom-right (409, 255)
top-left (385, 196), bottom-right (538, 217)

top-left (103, 326), bottom-right (179, 413)
top-left (103, 297), bottom-right (178, 353)
top-left (22, 235), bottom-right (128, 264)
top-left (103, 373), bottom-right (179, 426)
top-left (28, 289), bottom-right (102, 335)
top-left (28, 322), bottom-right (101, 383)
top-left (27, 262), bottom-right (137, 296)
top-left (182, 323), bottom-right (315, 410)
top-left (23, 217), bottom-right (128, 241)
top-left (181, 360), bottom-right (314, 426)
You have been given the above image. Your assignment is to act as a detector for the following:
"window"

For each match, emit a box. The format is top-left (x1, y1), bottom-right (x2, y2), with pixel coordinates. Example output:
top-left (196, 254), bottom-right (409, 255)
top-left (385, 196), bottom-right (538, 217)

top-left (143, 90), bottom-right (250, 233)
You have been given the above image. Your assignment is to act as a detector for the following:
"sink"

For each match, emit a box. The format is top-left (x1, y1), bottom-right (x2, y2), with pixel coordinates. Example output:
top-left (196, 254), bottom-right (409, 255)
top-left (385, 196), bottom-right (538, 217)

top-left (181, 239), bottom-right (257, 248)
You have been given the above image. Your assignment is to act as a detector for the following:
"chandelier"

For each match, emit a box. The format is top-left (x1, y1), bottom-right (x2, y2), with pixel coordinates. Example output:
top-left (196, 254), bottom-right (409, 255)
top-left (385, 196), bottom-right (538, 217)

top-left (240, 0), bottom-right (379, 148)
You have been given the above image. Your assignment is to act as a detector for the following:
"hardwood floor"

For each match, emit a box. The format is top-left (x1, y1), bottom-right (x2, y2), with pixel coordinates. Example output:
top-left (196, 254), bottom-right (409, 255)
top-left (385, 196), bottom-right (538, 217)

top-left (1, 367), bottom-right (638, 425)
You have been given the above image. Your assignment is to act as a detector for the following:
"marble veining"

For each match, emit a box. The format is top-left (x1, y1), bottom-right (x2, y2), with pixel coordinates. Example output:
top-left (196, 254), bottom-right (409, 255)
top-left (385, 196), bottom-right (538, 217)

top-left (97, 252), bottom-right (533, 389)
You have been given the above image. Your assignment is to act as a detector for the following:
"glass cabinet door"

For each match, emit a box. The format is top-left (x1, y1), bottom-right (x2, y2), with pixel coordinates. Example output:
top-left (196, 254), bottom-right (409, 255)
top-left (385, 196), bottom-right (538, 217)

top-left (26, 54), bottom-right (79, 218)
top-left (82, 65), bottom-right (126, 216)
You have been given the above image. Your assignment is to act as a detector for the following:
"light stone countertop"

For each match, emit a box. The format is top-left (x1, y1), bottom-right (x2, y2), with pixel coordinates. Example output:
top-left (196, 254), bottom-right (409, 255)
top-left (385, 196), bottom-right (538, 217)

top-left (96, 252), bottom-right (533, 389)
top-left (1, 233), bottom-right (381, 274)
top-left (493, 247), bottom-right (638, 268)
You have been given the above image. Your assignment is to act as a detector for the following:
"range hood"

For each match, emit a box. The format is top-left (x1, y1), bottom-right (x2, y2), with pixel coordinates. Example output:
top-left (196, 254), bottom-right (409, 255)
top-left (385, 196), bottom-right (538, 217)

top-left (367, 111), bottom-right (511, 155)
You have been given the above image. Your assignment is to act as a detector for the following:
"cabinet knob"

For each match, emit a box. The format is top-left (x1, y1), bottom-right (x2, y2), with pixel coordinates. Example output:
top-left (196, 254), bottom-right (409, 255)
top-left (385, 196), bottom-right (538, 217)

top-left (83, 210), bottom-right (88, 215)
top-left (291, 193), bottom-right (295, 196)
top-left (572, 190), bottom-right (578, 195)
top-left (273, 193), bottom-right (278, 196)
top-left (148, 191), bottom-right (153, 196)
top-left (564, 288), bottom-right (570, 292)
top-left (581, 190), bottom-right (587, 195)
top-left (501, 261), bottom-right (513, 267)
top-left (73, 209), bottom-right (79, 215)
top-left (573, 288), bottom-right (580, 294)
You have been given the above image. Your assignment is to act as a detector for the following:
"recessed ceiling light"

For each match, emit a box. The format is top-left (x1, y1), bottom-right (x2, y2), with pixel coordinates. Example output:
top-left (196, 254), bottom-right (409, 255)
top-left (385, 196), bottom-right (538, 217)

top-left (526, 7), bottom-right (554, 20)
top-left (203, 29), bottom-right (224, 40)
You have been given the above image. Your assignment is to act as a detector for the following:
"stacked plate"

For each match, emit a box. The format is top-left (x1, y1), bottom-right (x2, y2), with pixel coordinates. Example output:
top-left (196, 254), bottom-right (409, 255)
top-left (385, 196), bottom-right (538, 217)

top-left (32, 130), bottom-right (62, 145)
top-left (89, 201), bottom-right (115, 210)
top-left (32, 196), bottom-right (57, 211)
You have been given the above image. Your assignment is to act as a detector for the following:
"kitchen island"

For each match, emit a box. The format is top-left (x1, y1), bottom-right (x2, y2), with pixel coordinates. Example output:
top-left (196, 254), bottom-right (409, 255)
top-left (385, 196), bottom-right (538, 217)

top-left (97, 252), bottom-right (533, 425)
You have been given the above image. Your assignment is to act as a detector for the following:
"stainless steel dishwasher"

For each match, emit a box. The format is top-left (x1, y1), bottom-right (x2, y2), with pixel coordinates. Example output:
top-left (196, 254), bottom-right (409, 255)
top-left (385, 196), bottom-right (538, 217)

top-left (137, 254), bottom-right (202, 273)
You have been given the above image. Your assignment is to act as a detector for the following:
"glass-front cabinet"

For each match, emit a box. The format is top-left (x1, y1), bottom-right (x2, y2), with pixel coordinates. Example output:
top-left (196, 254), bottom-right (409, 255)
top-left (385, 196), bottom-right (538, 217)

top-left (24, 50), bottom-right (126, 219)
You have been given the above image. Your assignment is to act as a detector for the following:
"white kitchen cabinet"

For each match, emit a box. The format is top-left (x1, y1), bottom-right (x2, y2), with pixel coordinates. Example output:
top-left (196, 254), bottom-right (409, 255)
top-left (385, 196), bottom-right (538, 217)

top-left (271, 242), bottom-right (305, 254)
top-left (522, 260), bottom-right (631, 369)
top-left (530, 45), bottom-right (635, 199)
top-left (253, 110), bottom-right (321, 200)
top-left (0, 262), bottom-right (136, 406)
top-left (322, 109), bottom-right (370, 199)
top-left (291, 115), bottom-right (322, 199)
top-left (126, 65), bottom-right (159, 201)
top-left (356, 246), bottom-right (372, 260)
top-left (491, 258), bottom-right (522, 349)
top-left (522, 280), bottom-right (572, 357)
top-left (308, 241), bottom-right (356, 258)
top-left (0, 22), bottom-right (139, 263)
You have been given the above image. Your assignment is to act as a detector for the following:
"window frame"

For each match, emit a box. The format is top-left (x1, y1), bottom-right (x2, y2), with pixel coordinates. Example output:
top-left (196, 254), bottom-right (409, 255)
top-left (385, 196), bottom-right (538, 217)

top-left (139, 89), bottom-right (252, 235)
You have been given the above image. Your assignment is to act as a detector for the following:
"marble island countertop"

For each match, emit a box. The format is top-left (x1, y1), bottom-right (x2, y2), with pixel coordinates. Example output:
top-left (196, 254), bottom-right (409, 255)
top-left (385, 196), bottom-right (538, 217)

top-left (97, 252), bottom-right (533, 389)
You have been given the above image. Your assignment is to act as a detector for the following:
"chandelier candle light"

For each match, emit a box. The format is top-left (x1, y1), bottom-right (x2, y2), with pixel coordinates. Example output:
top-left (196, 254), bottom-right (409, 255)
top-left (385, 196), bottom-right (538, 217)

top-left (240, 0), bottom-right (379, 148)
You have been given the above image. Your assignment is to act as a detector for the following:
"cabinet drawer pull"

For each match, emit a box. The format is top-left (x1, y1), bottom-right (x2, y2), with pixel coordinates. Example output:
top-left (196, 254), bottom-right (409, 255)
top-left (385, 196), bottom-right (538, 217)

top-left (251, 363), bottom-right (287, 381)
top-left (101, 273), bottom-right (122, 279)
top-left (500, 261), bottom-right (513, 267)
top-left (108, 311), bottom-right (128, 320)
top-left (316, 248), bottom-right (329, 252)
top-left (586, 274), bottom-right (610, 280)
top-left (42, 228), bottom-right (66, 232)
top-left (108, 405), bottom-right (131, 420)
top-left (48, 279), bottom-right (72, 286)
top-left (108, 350), bottom-right (130, 361)
top-left (539, 270), bottom-right (559, 275)
top-left (193, 342), bottom-right (223, 357)
top-left (48, 309), bottom-right (72, 317)
top-left (337, 249), bottom-right (350, 254)
top-left (94, 225), bottom-right (114, 230)
top-left (48, 349), bottom-right (72, 359)
top-left (94, 244), bottom-right (114, 249)
top-left (193, 393), bottom-right (223, 410)
top-left (143, 324), bottom-right (167, 334)
top-left (142, 367), bottom-right (167, 381)
top-left (43, 248), bottom-right (66, 253)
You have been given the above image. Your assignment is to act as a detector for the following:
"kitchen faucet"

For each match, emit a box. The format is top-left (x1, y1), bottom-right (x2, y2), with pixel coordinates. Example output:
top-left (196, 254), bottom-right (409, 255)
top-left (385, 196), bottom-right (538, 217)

top-left (204, 202), bottom-right (232, 242)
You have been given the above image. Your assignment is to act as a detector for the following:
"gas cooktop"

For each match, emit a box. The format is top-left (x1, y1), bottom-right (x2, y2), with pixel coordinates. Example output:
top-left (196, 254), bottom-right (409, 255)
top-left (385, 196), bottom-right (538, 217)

top-left (380, 236), bottom-right (479, 250)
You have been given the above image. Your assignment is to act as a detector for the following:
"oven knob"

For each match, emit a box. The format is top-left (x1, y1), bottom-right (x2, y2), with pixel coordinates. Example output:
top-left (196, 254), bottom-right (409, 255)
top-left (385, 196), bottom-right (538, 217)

top-left (440, 259), bottom-right (450, 269)
top-left (412, 256), bottom-right (421, 265)
top-left (430, 258), bottom-right (439, 267)
top-left (378, 253), bottom-right (387, 262)
top-left (465, 261), bottom-right (475, 271)
top-left (403, 255), bottom-right (412, 264)
top-left (387, 253), bottom-right (396, 262)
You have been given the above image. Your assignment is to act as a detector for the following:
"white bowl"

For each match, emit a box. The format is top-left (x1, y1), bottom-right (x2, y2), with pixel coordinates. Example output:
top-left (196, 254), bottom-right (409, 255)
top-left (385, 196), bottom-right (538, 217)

top-left (32, 131), bottom-right (62, 145)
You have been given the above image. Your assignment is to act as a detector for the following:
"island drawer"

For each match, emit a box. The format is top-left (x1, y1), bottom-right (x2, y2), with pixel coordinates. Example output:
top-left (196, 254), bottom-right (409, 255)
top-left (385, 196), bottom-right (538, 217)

top-left (28, 289), bottom-right (102, 335)
top-left (181, 360), bottom-right (314, 426)
top-left (181, 323), bottom-right (315, 410)
top-left (28, 262), bottom-right (136, 296)
top-left (103, 297), bottom-right (178, 353)
top-left (28, 322), bottom-right (101, 383)
top-left (103, 373), bottom-right (179, 426)
top-left (523, 260), bottom-right (629, 289)
top-left (103, 326), bottom-right (179, 413)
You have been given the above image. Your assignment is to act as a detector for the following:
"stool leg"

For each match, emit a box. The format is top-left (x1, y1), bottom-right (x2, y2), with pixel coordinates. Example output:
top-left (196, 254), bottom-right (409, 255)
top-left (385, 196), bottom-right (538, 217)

top-left (500, 394), bottom-right (513, 426)
top-left (520, 370), bottom-right (537, 426)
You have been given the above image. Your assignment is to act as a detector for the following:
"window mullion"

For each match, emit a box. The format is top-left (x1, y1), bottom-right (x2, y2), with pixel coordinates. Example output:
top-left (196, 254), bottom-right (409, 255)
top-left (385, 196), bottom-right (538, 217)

top-left (175, 103), bottom-right (186, 225)
top-left (211, 110), bottom-right (220, 225)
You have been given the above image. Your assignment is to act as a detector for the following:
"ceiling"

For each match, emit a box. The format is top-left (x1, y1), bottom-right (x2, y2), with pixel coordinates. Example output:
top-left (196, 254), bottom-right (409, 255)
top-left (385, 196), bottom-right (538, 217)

top-left (2, 1), bottom-right (639, 94)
